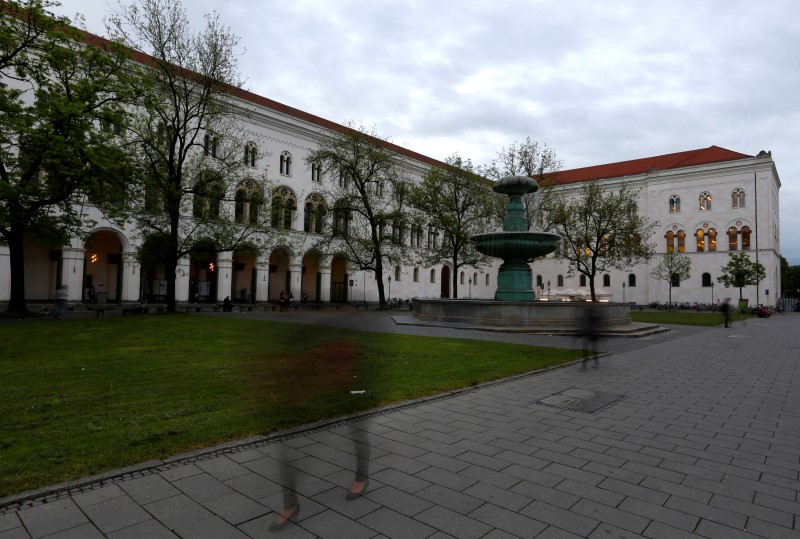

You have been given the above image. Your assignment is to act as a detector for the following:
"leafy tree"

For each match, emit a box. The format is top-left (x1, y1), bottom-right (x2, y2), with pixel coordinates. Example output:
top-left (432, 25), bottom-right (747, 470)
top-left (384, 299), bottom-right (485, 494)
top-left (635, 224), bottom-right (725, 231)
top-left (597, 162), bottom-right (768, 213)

top-left (107, 0), bottom-right (274, 312)
top-left (547, 181), bottom-right (658, 301)
top-left (649, 251), bottom-right (691, 308)
top-left (482, 137), bottom-right (562, 230)
top-left (305, 122), bottom-right (410, 308)
top-left (0, 0), bottom-right (132, 315)
top-left (717, 251), bottom-right (766, 300)
top-left (408, 154), bottom-right (497, 298)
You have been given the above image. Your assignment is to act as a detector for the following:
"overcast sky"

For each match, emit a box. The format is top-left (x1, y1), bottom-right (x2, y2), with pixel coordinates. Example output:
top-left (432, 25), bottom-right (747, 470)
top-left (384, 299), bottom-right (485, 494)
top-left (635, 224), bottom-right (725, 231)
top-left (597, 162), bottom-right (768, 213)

top-left (53, 0), bottom-right (800, 264)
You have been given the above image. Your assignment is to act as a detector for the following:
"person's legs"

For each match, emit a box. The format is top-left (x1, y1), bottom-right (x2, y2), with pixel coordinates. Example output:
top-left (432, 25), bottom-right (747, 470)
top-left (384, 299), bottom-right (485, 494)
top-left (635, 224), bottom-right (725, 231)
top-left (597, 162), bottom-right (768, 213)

top-left (347, 422), bottom-right (371, 499)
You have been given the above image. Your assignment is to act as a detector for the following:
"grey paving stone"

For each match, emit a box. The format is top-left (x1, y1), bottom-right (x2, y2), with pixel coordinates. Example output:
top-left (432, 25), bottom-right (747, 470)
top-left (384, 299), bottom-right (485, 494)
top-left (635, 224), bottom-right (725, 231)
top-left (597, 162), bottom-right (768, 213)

top-left (0, 527), bottom-right (30, 539)
top-left (415, 484), bottom-right (483, 515)
top-left (0, 514), bottom-right (21, 534)
top-left (502, 464), bottom-right (562, 488)
top-left (71, 484), bottom-right (127, 508)
top-left (17, 499), bottom-right (88, 538)
top-left (39, 522), bottom-right (104, 538)
top-left (159, 463), bottom-right (204, 482)
top-left (311, 485), bottom-right (382, 520)
top-left (82, 495), bottom-right (151, 534)
top-left (570, 498), bottom-right (650, 535)
top-left (588, 522), bottom-right (646, 538)
top-left (357, 507), bottom-right (436, 539)
top-left (414, 466), bottom-right (478, 492)
top-left (363, 486), bottom-right (433, 517)
top-left (554, 478), bottom-right (625, 507)
top-left (664, 495), bottom-right (746, 529)
top-left (415, 505), bottom-right (493, 539)
top-left (707, 494), bottom-right (793, 528)
top-left (201, 491), bottom-right (270, 525)
top-left (119, 474), bottom-right (181, 505)
top-left (520, 500), bottom-right (599, 536)
top-left (224, 472), bottom-right (283, 500)
top-left (371, 468), bottom-right (431, 494)
top-left (172, 472), bottom-right (236, 503)
top-left (168, 514), bottom-right (251, 538)
top-left (458, 465), bottom-right (522, 490)
top-left (617, 497), bottom-right (699, 532)
top-left (461, 481), bottom-right (531, 512)
top-left (196, 456), bottom-right (251, 481)
top-left (373, 453), bottom-right (430, 475)
top-left (492, 449), bottom-right (550, 470)
top-left (468, 502), bottom-right (548, 537)
top-left (534, 527), bottom-right (584, 539)
top-left (694, 519), bottom-right (755, 539)
top-left (299, 509), bottom-right (378, 539)
top-left (105, 519), bottom-right (179, 539)
top-left (143, 494), bottom-right (216, 529)
top-left (416, 452), bottom-right (471, 473)
top-left (642, 520), bottom-right (701, 539)
top-left (743, 517), bottom-right (799, 539)
top-left (541, 462), bottom-right (605, 486)
top-left (598, 477), bottom-right (669, 505)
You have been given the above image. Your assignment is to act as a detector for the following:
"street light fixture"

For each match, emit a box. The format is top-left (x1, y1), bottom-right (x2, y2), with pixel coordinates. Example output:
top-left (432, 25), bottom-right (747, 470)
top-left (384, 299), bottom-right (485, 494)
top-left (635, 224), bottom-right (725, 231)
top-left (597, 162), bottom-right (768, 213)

top-left (711, 281), bottom-right (715, 304)
top-left (547, 280), bottom-right (551, 300)
top-left (388, 275), bottom-right (392, 300)
top-left (622, 282), bottom-right (626, 303)
top-left (468, 278), bottom-right (472, 298)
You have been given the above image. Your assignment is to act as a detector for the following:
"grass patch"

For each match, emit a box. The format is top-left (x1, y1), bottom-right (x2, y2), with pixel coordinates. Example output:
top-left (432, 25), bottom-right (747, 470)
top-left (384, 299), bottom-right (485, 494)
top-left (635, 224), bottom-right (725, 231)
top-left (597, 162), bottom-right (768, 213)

top-left (0, 316), bottom-right (580, 497)
top-left (631, 311), bottom-right (752, 326)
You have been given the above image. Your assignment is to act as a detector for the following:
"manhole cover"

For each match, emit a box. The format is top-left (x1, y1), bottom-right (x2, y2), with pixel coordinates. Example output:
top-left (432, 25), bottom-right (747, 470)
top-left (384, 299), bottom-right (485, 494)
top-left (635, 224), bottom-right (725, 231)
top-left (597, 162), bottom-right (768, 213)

top-left (536, 388), bottom-right (623, 413)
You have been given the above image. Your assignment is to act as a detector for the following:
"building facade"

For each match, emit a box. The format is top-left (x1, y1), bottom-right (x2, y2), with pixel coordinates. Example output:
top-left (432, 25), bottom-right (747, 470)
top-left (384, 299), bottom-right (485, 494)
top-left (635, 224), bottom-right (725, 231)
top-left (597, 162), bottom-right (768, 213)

top-left (0, 29), bottom-right (782, 308)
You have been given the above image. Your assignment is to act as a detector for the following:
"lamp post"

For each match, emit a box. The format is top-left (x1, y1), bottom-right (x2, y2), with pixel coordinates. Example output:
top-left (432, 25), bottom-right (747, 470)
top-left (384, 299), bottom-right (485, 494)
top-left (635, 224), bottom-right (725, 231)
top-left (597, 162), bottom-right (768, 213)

top-left (547, 280), bottom-right (551, 300)
top-left (468, 278), bottom-right (472, 298)
top-left (388, 275), bottom-right (392, 300)
top-left (539, 282), bottom-right (544, 301)
top-left (711, 281), bottom-right (715, 304)
top-left (622, 282), bottom-right (626, 303)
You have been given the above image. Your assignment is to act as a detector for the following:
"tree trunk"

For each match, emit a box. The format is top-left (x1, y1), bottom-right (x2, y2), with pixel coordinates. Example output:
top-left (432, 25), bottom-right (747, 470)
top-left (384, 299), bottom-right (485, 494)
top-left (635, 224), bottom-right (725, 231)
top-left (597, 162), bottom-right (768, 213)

top-left (5, 228), bottom-right (29, 314)
top-left (166, 218), bottom-right (180, 313)
top-left (375, 259), bottom-right (386, 308)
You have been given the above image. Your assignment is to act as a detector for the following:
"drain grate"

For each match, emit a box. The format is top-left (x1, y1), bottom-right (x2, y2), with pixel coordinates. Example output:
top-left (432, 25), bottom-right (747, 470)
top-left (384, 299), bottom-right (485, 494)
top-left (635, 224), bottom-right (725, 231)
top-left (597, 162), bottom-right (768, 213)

top-left (536, 388), bottom-right (624, 413)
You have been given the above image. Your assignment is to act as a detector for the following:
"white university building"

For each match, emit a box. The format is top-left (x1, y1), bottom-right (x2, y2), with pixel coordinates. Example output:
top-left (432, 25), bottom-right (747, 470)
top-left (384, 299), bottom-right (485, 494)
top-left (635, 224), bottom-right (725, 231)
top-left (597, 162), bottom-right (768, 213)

top-left (0, 35), bottom-right (782, 309)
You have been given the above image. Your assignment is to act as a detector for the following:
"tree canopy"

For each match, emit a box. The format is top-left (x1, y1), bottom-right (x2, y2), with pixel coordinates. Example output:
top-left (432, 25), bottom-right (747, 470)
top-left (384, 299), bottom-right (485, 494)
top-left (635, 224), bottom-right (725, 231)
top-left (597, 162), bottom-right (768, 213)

top-left (546, 181), bottom-right (659, 301)
top-left (650, 251), bottom-right (692, 307)
top-left (107, 0), bottom-right (274, 312)
top-left (305, 122), bottom-right (410, 307)
top-left (408, 154), bottom-right (497, 298)
top-left (717, 251), bottom-right (766, 300)
top-left (0, 0), bottom-right (132, 314)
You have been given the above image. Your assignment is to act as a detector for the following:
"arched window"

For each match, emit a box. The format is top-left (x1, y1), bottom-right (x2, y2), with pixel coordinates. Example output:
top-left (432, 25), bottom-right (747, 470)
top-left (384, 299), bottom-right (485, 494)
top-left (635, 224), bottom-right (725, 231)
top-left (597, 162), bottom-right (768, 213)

top-left (696, 229), bottom-right (705, 252)
top-left (536, 274), bottom-right (543, 287)
top-left (430, 269), bottom-right (436, 283)
top-left (460, 272), bottom-right (465, 285)
top-left (671, 273), bottom-right (681, 287)
top-left (702, 272), bottom-right (712, 287)
top-left (244, 143), bottom-right (257, 168)
top-left (699, 192), bottom-right (712, 211)
top-left (669, 195), bottom-right (681, 213)
top-left (485, 274), bottom-right (490, 286)
top-left (332, 202), bottom-right (352, 236)
top-left (279, 151), bottom-right (292, 176)
top-left (741, 226), bottom-right (751, 250)
top-left (204, 133), bottom-right (218, 158)
top-left (473, 272), bottom-right (477, 285)
top-left (270, 186), bottom-right (296, 230)
top-left (728, 226), bottom-right (738, 250)
top-left (311, 162), bottom-right (322, 182)
top-left (628, 274), bottom-right (636, 287)
top-left (677, 230), bottom-right (686, 252)
top-left (557, 275), bottom-right (564, 287)
top-left (579, 275), bottom-right (587, 287)
top-left (708, 228), bottom-right (717, 252)
top-left (303, 193), bottom-right (325, 233)
top-left (603, 274), bottom-right (610, 287)
top-left (234, 179), bottom-right (263, 225)
top-left (732, 189), bottom-right (745, 208)
top-left (193, 174), bottom-right (224, 219)
top-left (395, 266), bottom-right (401, 281)
top-left (666, 230), bottom-right (675, 253)
top-left (413, 268), bottom-right (419, 282)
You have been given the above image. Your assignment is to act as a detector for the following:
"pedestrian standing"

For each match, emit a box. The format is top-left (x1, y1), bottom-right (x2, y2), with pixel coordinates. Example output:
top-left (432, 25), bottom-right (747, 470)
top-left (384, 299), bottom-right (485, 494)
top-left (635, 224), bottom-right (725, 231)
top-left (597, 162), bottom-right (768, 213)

top-left (720, 298), bottom-right (732, 328)
top-left (55, 285), bottom-right (68, 320)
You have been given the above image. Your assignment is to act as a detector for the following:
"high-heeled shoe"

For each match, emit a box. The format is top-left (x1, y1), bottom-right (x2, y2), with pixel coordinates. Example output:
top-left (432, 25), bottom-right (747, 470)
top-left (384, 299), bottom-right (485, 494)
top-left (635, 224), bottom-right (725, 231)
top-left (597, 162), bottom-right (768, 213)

top-left (346, 479), bottom-right (369, 500)
top-left (268, 504), bottom-right (300, 531)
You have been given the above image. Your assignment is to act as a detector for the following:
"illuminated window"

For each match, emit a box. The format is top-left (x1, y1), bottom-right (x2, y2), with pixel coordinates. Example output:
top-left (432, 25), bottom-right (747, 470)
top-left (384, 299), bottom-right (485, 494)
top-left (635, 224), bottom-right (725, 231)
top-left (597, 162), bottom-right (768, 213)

top-left (699, 192), bottom-right (712, 211)
top-left (669, 195), bottom-right (681, 213)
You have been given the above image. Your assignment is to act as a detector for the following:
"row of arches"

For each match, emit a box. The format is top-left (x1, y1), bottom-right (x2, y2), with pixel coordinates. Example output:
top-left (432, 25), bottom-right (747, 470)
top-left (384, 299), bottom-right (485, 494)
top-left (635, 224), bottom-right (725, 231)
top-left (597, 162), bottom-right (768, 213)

top-left (668, 188), bottom-right (745, 213)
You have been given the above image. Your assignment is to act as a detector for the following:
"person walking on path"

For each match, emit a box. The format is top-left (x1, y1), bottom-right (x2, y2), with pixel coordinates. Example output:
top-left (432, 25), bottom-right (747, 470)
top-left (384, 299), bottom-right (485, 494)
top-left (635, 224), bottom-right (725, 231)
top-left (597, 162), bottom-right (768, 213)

top-left (720, 297), bottom-right (732, 328)
top-left (579, 303), bottom-right (601, 371)
top-left (54, 285), bottom-right (68, 320)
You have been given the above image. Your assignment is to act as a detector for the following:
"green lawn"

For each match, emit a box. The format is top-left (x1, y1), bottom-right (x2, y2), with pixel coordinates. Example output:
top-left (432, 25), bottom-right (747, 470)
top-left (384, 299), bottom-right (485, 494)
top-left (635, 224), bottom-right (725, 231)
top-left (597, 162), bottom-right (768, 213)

top-left (0, 316), bottom-right (581, 497)
top-left (631, 310), bottom-right (752, 326)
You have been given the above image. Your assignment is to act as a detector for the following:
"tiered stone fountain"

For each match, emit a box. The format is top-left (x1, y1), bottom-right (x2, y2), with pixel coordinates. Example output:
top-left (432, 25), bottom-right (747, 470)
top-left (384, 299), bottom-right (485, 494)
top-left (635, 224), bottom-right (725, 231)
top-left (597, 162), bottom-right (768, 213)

top-left (409, 176), bottom-right (636, 332)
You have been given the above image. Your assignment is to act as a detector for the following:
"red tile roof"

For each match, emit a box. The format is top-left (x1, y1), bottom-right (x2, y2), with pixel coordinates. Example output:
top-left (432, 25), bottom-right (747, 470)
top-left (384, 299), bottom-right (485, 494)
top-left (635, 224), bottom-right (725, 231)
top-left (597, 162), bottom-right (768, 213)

top-left (551, 146), bottom-right (753, 185)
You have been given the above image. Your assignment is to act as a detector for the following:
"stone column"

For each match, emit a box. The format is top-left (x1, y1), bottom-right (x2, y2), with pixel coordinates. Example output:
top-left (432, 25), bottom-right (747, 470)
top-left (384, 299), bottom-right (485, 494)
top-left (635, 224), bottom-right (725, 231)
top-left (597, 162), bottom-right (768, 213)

top-left (176, 257), bottom-right (191, 302)
top-left (318, 266), bottom-right (332, 303)
top-left (60, 247), bottom-right (85, 302)
top-left (121, 252), bottom-right (140, 302)
top-left (255, 258), bottom-right (269, 302)
top-left (216, 251), bottom-right (233, 302)
top-left (288, 262), bottom-right (302, 302)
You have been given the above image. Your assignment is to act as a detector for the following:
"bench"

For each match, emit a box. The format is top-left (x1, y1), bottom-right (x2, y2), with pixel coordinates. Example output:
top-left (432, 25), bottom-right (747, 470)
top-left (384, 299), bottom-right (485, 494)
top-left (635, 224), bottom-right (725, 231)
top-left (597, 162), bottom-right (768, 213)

top-left (355, 302), bottom-right (369, 310)
top-left (184, 305), bottom-right (202, 313)
top-left (122, 305), bottom-right (148, 316)
top-left (238, 304), bottom-right (254, 312)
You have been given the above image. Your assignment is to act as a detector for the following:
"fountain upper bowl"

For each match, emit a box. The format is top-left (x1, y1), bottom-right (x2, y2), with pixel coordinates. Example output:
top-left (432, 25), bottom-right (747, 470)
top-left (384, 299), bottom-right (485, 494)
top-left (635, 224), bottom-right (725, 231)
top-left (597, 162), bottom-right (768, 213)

top-left (471, 231), bottom-right (560, 260)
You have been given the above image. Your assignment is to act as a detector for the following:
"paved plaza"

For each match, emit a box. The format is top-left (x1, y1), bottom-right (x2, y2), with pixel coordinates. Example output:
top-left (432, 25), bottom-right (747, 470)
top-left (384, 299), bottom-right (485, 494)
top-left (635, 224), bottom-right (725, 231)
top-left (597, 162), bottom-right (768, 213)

top-left (1, 310), bottom-right (799, 538)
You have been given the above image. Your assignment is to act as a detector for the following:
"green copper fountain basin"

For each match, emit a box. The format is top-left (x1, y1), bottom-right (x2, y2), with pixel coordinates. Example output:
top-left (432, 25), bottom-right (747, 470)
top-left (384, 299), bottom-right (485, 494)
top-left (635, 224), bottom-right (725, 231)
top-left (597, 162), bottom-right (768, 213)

top-left (471, 231), bottom-right (561, 260)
